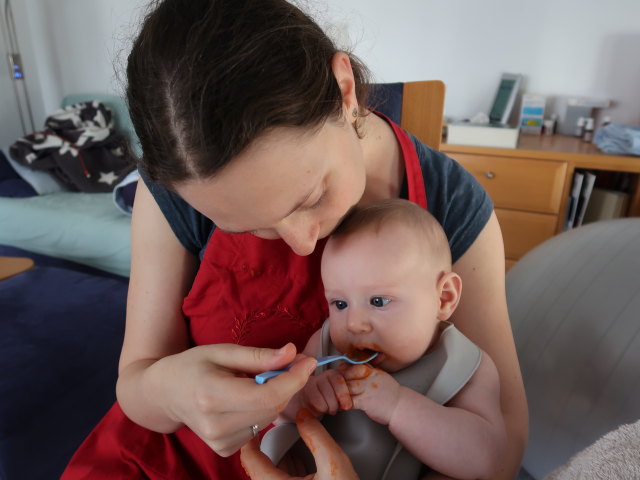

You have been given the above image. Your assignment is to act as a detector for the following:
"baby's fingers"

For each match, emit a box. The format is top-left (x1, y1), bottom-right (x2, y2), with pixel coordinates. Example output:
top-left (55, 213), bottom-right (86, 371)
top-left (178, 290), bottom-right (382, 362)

top-left (339, 363), bottom-right (375, 381)
top-left (329, 374), bottom-right (352, 411)
top-left (345, 378), bottom-right (368, 396)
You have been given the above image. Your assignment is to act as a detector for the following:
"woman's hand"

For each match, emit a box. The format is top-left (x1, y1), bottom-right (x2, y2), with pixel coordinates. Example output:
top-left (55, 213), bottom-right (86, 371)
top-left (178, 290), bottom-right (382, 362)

top-left (241, 408), bottom-right (360, 480)
top-left (144, 342), bottom-right (317, 457)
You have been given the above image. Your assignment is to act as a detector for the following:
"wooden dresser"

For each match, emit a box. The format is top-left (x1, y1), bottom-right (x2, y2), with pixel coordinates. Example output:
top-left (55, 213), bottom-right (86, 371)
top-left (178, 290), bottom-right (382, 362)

top-left (442, 135), bottom-right (640, 270)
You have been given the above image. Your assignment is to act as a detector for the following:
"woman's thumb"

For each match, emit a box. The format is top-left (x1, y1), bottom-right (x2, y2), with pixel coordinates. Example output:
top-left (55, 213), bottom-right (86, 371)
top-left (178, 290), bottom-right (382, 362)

top-left (205, 342), bottom-right (298, 373)
top-left (296, 409), bottom-right (359, 479)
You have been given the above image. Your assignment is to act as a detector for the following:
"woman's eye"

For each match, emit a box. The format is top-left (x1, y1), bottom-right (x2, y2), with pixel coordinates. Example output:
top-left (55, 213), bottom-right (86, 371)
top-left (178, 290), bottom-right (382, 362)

top-left (308, 192), bottom-right (324, 210)
top-left (370, 297), bottom-right (390, 308)
top-left (332, 300), bottom-right (348, 310)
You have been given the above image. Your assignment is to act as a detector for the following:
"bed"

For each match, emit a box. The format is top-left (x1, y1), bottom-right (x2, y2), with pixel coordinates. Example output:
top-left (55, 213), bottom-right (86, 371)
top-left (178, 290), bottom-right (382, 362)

top-left (0, 94), bottom-right (135, 479)
top-left (0, 84), bottom-right (446, 479)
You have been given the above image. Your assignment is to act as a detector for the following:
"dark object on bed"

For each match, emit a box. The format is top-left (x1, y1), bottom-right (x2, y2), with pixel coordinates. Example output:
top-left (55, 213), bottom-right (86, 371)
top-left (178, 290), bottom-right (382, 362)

top-left (9, 101), bottom-right (134, 193)
top-left (0, 247), bottom-right (128, 480)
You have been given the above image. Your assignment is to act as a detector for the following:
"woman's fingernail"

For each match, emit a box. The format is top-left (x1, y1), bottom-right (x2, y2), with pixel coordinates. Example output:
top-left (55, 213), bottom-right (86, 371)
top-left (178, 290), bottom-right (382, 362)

top-left (307, 359), bottom-right (318, 375)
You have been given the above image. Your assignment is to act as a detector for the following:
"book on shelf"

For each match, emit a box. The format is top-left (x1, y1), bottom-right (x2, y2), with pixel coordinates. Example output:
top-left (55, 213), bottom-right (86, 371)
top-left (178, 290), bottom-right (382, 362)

top-left (583, 188), bottom-right (630, 224)
top-left (574, 171), bottom-right (596, 228)
top-left (565, 171), bottom-right (584, 230)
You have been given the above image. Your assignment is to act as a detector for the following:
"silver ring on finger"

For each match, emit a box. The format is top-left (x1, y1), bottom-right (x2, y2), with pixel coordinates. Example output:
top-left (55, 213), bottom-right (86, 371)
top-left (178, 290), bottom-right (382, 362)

top-left (250, 423), bottom-right (260, 438)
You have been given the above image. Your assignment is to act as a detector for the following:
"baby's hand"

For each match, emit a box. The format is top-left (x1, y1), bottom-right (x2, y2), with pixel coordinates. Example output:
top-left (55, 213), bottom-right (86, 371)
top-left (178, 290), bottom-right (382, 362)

top-left (301, 370), bottom-right (352, 416)
top-left (340, 364), bottom-right (400, 425)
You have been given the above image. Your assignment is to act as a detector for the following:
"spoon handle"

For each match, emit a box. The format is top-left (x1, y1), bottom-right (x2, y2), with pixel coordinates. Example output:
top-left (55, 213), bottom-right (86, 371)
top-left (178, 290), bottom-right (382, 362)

top-left (255, 367), bottom-right (290, 385)
top-left (315, 355), bottom-right (345, 366)
top-left (255, 355), bottom-right (344, 384)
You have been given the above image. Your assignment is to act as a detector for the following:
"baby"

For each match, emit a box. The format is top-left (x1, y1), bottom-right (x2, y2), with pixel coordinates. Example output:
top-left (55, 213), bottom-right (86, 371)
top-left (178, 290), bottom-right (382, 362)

top-left (262, 198), bottom-right (506, 480)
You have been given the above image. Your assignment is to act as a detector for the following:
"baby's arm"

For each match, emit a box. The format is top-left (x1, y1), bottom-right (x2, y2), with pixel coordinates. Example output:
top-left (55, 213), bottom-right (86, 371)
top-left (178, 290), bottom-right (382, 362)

top-left (279, 330), bottom-right (352, 422)
top-left (344, 352), bottom-right (506, 480)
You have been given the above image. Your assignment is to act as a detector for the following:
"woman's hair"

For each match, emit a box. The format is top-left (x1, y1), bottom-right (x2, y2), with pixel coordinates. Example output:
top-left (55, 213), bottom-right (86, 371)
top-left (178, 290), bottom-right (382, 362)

top-left (127, 0), bottom-right (370, 187)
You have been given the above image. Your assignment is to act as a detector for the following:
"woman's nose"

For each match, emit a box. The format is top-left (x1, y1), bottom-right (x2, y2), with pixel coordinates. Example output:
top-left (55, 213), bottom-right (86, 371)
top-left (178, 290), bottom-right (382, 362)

top-left (277, 220), bottom-right (319, 256)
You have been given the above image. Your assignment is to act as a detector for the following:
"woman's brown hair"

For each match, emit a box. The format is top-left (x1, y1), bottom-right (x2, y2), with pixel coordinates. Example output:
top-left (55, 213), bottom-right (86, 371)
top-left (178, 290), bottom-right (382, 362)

top-left (126, 0), bottom-right (370, 187)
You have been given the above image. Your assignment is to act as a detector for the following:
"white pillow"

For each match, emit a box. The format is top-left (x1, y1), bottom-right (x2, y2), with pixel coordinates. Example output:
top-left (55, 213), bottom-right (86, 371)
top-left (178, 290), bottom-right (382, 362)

top-left (0, 192), bottom-right (131, 276)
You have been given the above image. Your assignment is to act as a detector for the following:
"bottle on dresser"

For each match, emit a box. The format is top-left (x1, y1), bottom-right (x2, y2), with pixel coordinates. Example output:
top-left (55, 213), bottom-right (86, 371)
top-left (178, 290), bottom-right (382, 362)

top-left (582, 117), bottom-right (594, 142)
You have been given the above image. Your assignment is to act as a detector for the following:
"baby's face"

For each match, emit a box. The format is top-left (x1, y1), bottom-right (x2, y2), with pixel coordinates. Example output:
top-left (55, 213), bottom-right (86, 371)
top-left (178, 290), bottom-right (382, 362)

top-left (321, 226), bottom-right (442, 372)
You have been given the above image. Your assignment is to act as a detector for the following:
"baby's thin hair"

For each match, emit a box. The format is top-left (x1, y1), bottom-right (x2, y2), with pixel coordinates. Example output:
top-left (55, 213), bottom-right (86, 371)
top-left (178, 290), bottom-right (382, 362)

top-left (333, 198), bottom-right (452, 267)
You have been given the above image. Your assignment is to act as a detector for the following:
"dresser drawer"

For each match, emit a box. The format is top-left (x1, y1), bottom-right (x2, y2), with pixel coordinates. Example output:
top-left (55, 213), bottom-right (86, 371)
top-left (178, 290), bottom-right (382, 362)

top-left (496, 208), bottom-right (558, 259)
top-left (451, 154), bottom-right (567, 214)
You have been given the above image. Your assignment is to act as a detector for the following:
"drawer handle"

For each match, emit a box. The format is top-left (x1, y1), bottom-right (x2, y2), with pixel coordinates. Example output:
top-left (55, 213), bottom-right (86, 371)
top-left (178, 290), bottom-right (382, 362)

top-left (485, 171), bottom-right (495, 179)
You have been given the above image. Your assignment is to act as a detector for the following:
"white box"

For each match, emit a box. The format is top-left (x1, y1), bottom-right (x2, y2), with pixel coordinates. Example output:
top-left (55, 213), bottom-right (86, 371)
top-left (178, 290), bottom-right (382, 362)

top-left (447, 123), bottom-right (519, 149)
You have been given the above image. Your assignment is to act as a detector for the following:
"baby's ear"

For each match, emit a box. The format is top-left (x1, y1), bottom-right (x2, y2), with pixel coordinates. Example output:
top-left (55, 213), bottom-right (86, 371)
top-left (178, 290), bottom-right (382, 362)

top-left (436, 271), bottom-right (462, 321)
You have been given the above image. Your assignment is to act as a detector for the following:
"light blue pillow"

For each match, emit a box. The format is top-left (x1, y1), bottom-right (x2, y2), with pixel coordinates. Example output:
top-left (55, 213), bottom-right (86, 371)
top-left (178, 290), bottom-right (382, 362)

top-left (0, 192), bottom-right (131, 276)
top-left (1, 147), bottom-right (66, 195)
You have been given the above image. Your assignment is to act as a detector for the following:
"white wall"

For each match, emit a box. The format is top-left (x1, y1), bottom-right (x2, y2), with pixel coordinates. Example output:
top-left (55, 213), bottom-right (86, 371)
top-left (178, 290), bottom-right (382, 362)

top-left (0, 0), bottom-right (146, 145)
top-left (321, 0), bottom-right (640, 125)
top-left (1, 0), bottom-right (639, 147)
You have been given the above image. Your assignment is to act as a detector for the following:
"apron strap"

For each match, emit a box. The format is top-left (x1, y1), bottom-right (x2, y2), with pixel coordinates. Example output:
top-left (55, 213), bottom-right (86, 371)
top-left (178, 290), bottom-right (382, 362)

top-left (375, 111), bottom-right (428, 210)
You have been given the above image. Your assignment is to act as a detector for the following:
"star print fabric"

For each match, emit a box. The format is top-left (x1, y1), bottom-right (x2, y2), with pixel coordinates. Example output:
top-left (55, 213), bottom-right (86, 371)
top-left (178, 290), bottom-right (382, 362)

top-left (9, 101), bottom-right (134, 193)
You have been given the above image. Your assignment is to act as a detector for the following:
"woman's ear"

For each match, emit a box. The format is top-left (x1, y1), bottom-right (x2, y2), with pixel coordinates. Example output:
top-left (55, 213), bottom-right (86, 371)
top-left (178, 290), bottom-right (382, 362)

top-left (331, 52), bottom-right (358, 123)
top-left (436, 271), bottom-right (462, 321)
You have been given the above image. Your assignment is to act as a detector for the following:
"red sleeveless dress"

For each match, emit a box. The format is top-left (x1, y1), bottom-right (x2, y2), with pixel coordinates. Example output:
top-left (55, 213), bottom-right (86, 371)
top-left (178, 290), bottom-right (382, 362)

top-left (62, 117), bottom-right (427, 479)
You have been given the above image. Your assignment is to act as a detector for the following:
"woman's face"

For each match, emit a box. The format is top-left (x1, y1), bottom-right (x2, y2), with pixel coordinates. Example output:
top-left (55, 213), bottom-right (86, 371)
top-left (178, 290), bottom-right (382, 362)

top-left (174, 118), bottom-right (367, 256)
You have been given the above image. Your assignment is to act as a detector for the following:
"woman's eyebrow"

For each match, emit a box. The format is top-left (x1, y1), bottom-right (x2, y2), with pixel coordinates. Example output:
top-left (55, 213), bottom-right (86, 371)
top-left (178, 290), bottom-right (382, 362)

top-left (216, 188), bottom-right (316, 234)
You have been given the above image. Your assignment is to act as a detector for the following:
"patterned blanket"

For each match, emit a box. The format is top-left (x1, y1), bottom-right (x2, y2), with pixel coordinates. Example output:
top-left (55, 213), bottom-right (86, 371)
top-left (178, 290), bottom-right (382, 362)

top-left (10, 101), bottom-right (134, 193)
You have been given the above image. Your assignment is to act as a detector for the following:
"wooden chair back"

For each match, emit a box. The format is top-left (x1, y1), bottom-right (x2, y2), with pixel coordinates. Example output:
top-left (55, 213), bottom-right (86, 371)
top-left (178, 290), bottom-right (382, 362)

top-left (400, 80), bottom-right (446, 150)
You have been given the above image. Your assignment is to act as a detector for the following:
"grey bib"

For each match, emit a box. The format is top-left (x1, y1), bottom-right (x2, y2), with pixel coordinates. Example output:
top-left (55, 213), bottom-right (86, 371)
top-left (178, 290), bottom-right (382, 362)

top-left (261, 320), bottom-right (481, 480)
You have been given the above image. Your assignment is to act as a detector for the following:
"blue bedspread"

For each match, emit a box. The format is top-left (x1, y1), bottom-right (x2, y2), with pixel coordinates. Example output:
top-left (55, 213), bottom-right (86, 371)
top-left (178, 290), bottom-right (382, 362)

top-left (0, 248), bottom-right (128, 479)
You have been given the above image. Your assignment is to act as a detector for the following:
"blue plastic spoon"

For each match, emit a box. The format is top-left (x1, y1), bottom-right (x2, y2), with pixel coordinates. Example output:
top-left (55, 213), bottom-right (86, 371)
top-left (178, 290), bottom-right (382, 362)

top-left (255, 350), bottom-right (379, 384)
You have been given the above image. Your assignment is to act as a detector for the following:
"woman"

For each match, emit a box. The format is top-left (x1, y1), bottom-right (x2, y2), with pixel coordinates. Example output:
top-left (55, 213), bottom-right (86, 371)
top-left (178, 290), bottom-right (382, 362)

top-left (63, 0), bottom-right (527, 478)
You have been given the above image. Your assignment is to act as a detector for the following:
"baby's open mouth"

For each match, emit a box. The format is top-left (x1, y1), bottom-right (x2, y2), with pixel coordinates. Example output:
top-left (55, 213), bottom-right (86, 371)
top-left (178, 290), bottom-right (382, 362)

top-left (347, 346), bottom-right (385, 366)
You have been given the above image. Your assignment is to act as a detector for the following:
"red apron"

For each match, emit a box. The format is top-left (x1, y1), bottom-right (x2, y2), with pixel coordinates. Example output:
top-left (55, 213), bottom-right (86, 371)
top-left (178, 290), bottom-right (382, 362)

top-left (62, 116), bottom-right (427, 479)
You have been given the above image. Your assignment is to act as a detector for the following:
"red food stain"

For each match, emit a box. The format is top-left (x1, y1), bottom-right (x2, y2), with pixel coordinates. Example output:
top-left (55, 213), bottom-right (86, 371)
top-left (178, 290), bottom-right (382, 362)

top-left (338, 393), bottom-right (352, 410)
top-left (330, 458), bottom-right (338, 477)
top-left (296, 408), bottom-right (317, 453)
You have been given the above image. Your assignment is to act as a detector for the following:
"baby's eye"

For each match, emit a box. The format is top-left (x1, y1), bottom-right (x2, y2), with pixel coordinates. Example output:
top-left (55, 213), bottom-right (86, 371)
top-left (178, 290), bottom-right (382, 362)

top-left (370, 297), bottom-right (391, 308)
top-left (332, 300), bottom-right (348, 310)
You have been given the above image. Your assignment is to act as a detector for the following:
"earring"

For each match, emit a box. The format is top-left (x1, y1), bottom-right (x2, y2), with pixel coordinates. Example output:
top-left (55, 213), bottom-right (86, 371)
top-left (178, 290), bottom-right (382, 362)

top-left (352, 107), bottom-right (358, 117)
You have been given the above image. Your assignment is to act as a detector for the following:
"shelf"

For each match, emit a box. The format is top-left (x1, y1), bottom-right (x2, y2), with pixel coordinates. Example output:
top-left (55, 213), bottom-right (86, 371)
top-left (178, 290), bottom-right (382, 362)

top-left (443, 135), bottom-right (640, 173)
